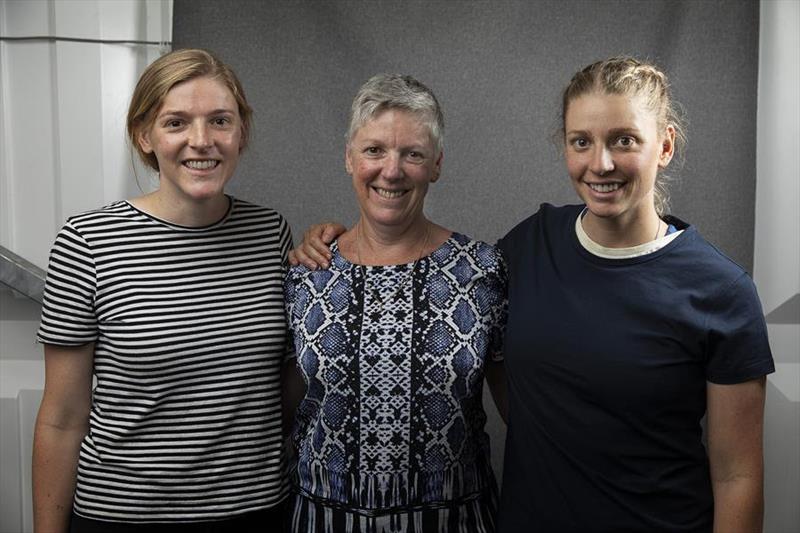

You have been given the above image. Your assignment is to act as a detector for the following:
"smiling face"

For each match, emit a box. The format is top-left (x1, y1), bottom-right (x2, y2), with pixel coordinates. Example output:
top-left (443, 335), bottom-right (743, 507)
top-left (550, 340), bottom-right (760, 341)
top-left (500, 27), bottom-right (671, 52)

top-left (564, 91), bottom-right (674, 227)
top-left (137, 76), bottom-right (242, 206)
top-left (345, 108), bottom-right (442, 230)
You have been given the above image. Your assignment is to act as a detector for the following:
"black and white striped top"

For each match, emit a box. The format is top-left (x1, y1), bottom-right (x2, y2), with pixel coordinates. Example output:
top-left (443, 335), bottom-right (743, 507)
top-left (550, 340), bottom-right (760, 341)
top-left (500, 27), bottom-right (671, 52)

top-left (38, 198), bottom-right (292, 523)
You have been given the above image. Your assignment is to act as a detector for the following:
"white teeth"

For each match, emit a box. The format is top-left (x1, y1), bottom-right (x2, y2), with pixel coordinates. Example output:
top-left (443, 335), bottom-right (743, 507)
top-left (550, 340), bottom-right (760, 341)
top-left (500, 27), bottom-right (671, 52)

top-left (184, 160), bottom-right (217, 170)
top-left (588, 182), bottom-right (622, 193)
top-left (375, 188), bottom-right (405, 199)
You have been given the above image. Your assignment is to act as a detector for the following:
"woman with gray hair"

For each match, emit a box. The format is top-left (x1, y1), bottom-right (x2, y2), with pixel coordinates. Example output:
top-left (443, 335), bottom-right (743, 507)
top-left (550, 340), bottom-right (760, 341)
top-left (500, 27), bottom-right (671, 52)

top-left (290, 57), bottom-right (774, 532)
top-left (282, 74), bottom-right (508, 532)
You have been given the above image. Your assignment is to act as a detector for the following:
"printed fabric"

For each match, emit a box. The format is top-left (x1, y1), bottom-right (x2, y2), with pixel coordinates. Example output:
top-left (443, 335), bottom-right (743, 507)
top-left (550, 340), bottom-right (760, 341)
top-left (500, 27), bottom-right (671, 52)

top-left (285, 232), bottom-right (507, 529)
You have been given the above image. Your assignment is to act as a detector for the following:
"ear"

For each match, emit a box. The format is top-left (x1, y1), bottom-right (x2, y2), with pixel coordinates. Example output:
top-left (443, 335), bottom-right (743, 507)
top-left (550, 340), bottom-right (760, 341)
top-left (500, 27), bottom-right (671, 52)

top-left (430, 150), bottom-right (444, 183)
top-left (658, 125), bottom-right (675, 169)
top-left (238, 125), bottom-right (246, 153)
top-left (137, 127), bottom-right (154, 155)
top-left (344, 144), bottom-right (353, 175)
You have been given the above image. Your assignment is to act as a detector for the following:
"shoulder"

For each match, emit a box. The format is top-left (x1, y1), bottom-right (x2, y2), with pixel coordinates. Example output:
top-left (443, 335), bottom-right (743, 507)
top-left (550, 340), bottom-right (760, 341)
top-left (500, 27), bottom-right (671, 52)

top-left (286, 263), bottom-right (337, 288)
top-left (443, 233), bottom-right (507, 277)
top-left (229, 198), bottom-right (293, 250)
top-left (230, 198), bottom-right (290, 226)
top-left (51, 201), bottom-right (133, 249)
top-left (660, 220), bottom-right (765, 324)
top-left (498, 203), bottom-right (583, 255)
top-left (62, 201), bottom-right (133, 230)
top-left (501, 203), bottom-right (581, 240)
top-left (667, 217), bottom-right (752, 284)
top-left (284, 263), bottom-right (339, 309)
top-left (462, 233), bottom-right (505, 265)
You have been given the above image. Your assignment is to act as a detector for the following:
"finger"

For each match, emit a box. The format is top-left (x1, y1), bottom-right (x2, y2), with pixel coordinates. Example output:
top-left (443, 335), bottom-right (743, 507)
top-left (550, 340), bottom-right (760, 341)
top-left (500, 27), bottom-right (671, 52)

top-left (304, 224), bottom-right (333, 261)
top-left (321, 223), bottom-right (347, 244)
top-left (297, 241), bottom-right (329, 270)
top-left (287, 249), bottom-right (300, 267)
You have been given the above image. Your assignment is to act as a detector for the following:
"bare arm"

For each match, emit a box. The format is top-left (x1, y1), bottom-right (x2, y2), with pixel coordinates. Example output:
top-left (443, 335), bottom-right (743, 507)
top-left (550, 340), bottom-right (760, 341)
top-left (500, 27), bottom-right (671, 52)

top-left (33, 343), bottom-right (94, 533)
top-left (484, 358), bottom-right (508, 424)
top-left (707, 377), bottom-right (766, 533)
top-left (281, 359), bottom-right (306, 438)
top-left (287, 222), bottom-right (347, 269)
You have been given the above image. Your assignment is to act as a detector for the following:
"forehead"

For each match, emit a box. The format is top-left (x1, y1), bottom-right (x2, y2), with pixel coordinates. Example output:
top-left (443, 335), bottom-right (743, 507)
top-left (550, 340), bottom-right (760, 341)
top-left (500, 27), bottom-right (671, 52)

top-left (565, 91), bottom-right (655, 130)
top-left (159, 76), bottom-right (238, 113)
top-left (352, 108), bottom-right (432, 144)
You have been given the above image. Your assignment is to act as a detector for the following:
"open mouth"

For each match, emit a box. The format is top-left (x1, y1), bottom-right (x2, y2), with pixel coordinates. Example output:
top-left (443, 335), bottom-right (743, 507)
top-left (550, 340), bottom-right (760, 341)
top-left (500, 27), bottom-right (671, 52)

top-left (373, 187), bottom-right (407, 199)
top-left (587, 182), bottom-right (622, 193)
top-left (183, 159), bottom-right (219, 170)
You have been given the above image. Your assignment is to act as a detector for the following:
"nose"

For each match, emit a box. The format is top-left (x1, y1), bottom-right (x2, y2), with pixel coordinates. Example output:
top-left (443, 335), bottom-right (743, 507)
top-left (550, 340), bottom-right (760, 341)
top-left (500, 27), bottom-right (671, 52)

top-left (382, 153), bottom-right (404, 180)
top-left (188, 122), bottom-right (212, 149)
top-left (589, 146), bottom-right (614, 176)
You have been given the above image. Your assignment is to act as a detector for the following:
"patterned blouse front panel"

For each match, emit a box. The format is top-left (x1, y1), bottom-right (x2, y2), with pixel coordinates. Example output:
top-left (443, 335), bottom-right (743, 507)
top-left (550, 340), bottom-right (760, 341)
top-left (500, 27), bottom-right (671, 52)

top-left (285, 233), bottom-right (507, 513)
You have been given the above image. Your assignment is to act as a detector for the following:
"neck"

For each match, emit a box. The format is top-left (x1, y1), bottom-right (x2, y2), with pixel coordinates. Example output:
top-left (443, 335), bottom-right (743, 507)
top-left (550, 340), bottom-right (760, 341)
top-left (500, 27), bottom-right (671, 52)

top-left (350, 216), bottom-right (432, 266)
top-left (581, 208), bottom-right (662, 248)
top-left (130, 191), bottom-right (230, 227)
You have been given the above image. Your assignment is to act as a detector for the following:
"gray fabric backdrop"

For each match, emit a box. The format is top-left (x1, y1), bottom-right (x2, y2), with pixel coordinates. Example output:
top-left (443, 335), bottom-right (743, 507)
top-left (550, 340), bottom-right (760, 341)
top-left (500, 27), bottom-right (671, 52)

top-left (173, 0), bottom-right (759, 480)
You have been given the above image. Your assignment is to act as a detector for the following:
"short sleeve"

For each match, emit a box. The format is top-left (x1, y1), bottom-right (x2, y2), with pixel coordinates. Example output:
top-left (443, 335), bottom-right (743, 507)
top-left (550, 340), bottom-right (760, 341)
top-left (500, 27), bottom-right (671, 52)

top-left (480, 244), bottom-right (509, 362)
top-left (277, 214), bottom-right (294, 274)
top-left (37, 222), bottom-right (99, 346)
top-left (277, 215), bottom-right (296, 362)
top-left (705, 273), bottom-right (774, 384)
top-left (284, 265), bottom-right (307, 362)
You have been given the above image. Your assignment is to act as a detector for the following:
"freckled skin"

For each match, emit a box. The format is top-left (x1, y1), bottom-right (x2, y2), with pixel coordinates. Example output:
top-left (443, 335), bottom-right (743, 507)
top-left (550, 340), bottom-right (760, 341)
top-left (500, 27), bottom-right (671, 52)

top-left (564, 92), bottom-right (674, 245)
top-left (137, 76), bottom-right (242, 214)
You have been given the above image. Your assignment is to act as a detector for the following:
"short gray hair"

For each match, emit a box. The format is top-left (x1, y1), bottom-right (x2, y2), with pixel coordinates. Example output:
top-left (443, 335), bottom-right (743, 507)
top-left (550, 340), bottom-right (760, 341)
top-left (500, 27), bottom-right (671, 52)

top-left (347, 73), bottom-right (444, 155)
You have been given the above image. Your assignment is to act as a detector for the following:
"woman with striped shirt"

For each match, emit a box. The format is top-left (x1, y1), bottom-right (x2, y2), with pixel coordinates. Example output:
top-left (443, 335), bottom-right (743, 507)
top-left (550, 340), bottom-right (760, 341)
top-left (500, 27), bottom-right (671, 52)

top-left (32, 49), bottom-right (292, 532)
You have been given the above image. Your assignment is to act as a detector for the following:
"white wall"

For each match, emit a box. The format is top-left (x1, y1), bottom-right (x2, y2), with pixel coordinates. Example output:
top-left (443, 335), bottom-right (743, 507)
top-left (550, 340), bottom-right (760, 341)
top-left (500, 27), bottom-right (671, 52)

top-left (0, 0), bottom-right (168, 269)
top-left (756, 1), bottom-right (800, 532)
top-left (0, 1), bottom-right (170, 530)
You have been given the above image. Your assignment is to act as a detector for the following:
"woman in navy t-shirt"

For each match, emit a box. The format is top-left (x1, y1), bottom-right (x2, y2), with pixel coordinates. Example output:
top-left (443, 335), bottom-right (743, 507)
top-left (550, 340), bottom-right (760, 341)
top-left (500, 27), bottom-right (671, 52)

top-left (289, 57), bottom-right (774, 533)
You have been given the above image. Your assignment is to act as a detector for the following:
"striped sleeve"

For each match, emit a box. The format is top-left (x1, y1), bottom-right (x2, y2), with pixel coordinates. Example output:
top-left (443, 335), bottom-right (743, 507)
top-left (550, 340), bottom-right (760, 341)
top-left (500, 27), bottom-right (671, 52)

top-left (38, 222), bottom-right (99, 346)
top-left (278, 215), bottom-right (296, 362)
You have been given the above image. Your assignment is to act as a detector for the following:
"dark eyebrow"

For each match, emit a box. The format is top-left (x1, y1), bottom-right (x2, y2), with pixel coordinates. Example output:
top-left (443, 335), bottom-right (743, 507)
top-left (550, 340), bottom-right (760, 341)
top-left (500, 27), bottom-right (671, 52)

top-left (608, 128), bottom-right (642, 137)
top-left (157, 108), bottom-right (237, 118)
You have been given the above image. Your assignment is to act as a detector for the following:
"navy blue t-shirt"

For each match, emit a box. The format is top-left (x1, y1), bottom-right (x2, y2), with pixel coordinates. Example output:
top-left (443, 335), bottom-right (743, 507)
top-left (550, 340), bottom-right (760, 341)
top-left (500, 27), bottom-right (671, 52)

top-left (496, 204), bottom-right (774, 533)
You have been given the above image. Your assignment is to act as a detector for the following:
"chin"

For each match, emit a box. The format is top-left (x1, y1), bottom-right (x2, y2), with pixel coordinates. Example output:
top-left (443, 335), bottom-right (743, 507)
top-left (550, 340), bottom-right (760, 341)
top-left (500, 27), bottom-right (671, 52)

top-left (582, 202), bottom-right (622, 219)
top-left (186, 188), bottom-right (227, 202)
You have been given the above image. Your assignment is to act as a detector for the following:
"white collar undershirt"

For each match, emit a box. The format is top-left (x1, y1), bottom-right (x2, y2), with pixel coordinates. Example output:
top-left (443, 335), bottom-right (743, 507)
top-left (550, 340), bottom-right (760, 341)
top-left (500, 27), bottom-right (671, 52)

top-left (575, 209), bottom-right (684, 259)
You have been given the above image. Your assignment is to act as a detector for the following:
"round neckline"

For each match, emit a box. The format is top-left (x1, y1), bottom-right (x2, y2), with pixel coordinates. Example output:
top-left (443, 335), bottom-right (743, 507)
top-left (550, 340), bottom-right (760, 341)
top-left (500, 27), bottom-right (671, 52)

top-left (123, 195), bottom-right (235, 231)
top-left (576, 208), bottom-right (684, 259)
top-left (330, 232), bottom-right (457, 270)
top-left (569, 206), bottom-right (692, 266)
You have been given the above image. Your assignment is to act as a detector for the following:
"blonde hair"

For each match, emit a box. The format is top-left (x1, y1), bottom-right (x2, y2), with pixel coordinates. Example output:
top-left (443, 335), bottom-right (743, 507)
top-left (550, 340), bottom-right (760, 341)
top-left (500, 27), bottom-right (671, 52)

top-left (126, 48), bottom-right (253, 171)
top-left (561, 57), bottom-right (687, 216)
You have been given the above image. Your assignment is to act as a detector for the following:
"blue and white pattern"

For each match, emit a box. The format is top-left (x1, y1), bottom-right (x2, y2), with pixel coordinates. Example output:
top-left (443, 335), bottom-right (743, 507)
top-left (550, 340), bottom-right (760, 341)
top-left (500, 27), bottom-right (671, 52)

top-left (285, 233), bottom-right (507, 521)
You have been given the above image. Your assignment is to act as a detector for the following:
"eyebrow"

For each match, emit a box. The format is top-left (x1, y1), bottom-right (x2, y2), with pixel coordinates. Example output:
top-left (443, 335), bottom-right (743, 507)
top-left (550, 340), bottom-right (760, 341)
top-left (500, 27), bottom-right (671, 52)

top-left (608, 127), bottom-right (642, 136)
top-left (565, 127), bottom-right (643, 137)
top-left (356, 137), bottom-right (428, 149)
top-left (157, 108), bottom-right (237, 117)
